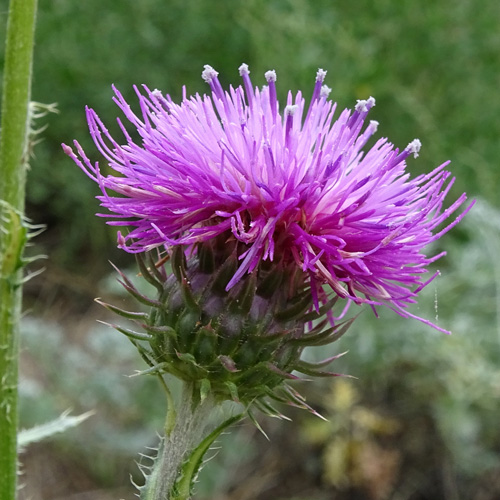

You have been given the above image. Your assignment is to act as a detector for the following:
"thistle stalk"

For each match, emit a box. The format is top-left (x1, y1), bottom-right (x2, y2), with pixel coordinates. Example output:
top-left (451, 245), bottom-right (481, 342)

top-left (0, 0), bottom-right (38, 496)
top-left (141, 381), bottom-right (243, 500)
top-left (141, 383), bottom-right (213, 499)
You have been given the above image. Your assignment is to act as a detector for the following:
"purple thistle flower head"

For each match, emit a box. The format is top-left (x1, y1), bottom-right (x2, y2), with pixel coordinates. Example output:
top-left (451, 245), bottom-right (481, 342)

top-left (63, 64), bottom-right (473, 332)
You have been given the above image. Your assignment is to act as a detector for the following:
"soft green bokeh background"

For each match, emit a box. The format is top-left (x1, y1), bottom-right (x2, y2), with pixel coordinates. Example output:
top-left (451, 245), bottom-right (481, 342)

top-left (1, 0), bottom-right (498, 498)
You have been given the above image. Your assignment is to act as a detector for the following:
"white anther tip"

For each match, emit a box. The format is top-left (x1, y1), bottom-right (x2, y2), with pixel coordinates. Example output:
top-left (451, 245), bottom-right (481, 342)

top-left (265, 70), bottom-right (277, 82)
top-left (202, 65), bottom-right (218, 83)
top-left (320, 85), bottom-right (332, 98)
top-left (355, 96), bottom-right (376, 112)
top-left (238, 63), bottom-right (250, 76)
top-left (316, 68), bottom-right (327, 82)
top-left (355, 99), bottom-right (368, 112)
top-left (285, 104), bottom-right (299, 116)
top-left (369, 120), bottom-right (379, 133)
top-left (406, 138), bottom-right (422, 158)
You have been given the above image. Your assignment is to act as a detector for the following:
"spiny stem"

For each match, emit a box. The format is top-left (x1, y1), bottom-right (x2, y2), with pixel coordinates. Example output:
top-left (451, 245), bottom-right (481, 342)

top-left (141, 383), bottom-right (207, 500)
top-left (141, 382), bottom-right (225, 500)
top-left (0, 0), bottom-right (38, 497)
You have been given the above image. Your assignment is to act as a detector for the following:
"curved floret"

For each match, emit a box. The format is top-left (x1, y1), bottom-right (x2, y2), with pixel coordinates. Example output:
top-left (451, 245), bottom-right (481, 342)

top-left (63, 65), bottom-right (473, 331)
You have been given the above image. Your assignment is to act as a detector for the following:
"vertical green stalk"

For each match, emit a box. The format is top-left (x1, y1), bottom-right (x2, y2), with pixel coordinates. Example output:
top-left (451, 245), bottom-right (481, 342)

top-left (141, 383), bottom-right (216, 500)
top-left (141, 381), bottom-right (244, 500)
top-left (0, 0), bottom-right (38, 497)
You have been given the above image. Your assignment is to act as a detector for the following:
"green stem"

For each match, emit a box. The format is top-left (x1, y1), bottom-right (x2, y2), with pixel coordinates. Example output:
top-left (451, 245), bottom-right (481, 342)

top-left (0, 0), bottom-right (38, 497)
top-left (141, 382), bottom-right (244, 500)
top-left (142, 383), bottom-right (215, 500)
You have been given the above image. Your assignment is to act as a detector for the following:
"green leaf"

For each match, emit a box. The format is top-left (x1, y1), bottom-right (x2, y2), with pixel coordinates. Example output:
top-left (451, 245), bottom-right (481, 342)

top-left (18, 410), bottom-right (94, 450)
top-left (170, 413), bottom-right (244, 500)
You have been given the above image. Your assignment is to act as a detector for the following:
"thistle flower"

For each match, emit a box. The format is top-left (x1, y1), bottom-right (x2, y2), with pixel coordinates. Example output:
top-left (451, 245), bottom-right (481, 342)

top-left (63, 66), bottom-right (473, 500)
top-left (63, 64), bottom-right (472, 332)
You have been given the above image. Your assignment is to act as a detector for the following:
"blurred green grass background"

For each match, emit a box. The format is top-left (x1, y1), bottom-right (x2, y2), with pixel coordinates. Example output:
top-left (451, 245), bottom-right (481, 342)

top-left (1, 0), bottom-right (499, 498)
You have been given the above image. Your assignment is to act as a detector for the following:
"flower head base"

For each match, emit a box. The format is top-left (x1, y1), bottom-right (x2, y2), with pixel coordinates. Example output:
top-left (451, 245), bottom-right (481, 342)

top-left (99, 242), bottom-right (350, 410)
top-left (64, 65), bottom-right (472, 331)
